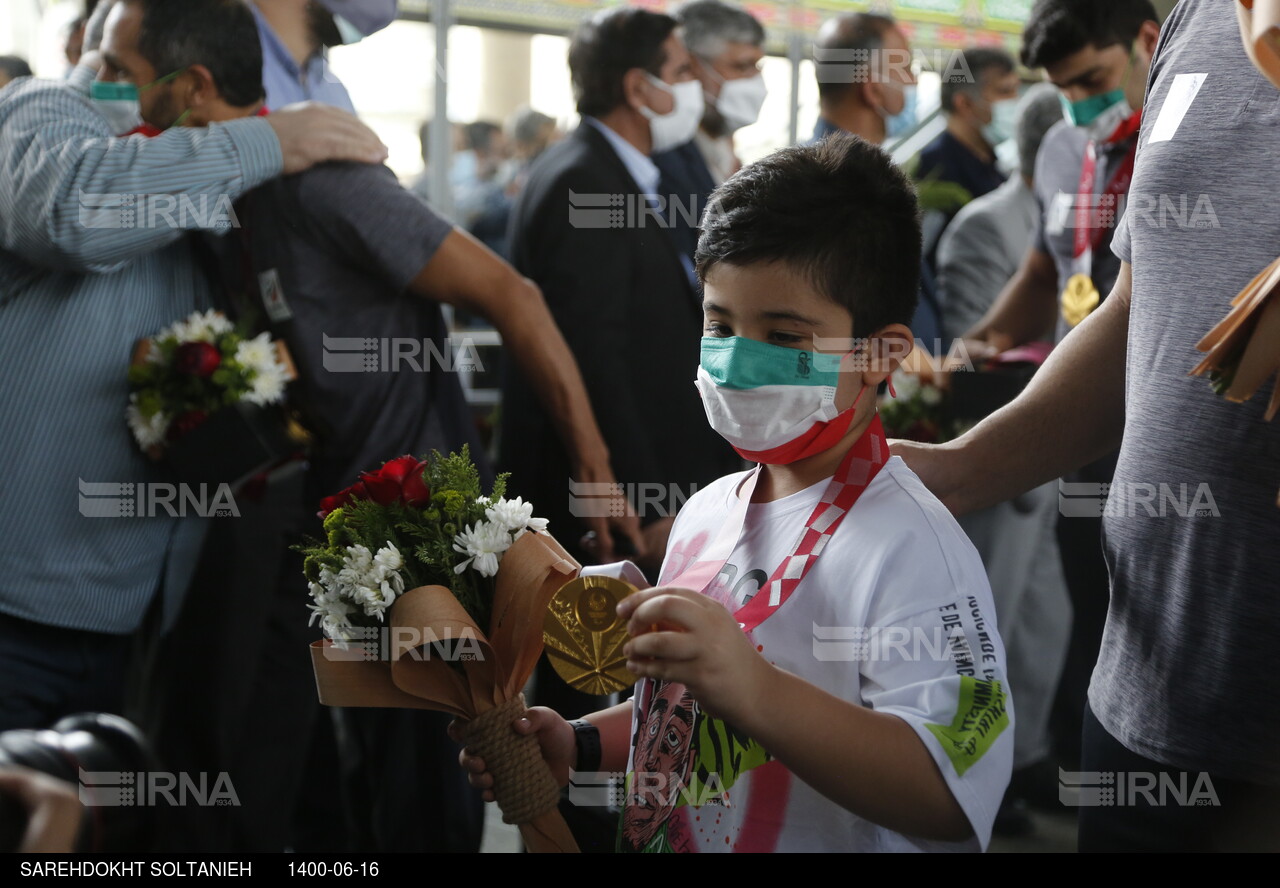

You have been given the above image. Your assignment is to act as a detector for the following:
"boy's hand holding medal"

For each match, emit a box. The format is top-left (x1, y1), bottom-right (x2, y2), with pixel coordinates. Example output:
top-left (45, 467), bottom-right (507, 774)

top-left (618, 587), bottom-right (772, 725)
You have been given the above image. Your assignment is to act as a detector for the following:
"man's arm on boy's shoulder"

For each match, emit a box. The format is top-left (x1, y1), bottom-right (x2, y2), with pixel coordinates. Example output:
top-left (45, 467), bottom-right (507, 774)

top-left (897, 261), bottom-right (1131, 515)
top-left (0, 83), bottom-right (383, 274)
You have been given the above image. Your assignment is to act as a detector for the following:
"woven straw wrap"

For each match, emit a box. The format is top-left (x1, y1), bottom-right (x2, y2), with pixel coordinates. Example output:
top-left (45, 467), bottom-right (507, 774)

top-left (465, 693), bottom-right (561, 824)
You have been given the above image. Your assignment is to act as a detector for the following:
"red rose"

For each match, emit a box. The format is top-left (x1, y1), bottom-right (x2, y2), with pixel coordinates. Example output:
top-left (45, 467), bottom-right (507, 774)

top-left (166, 409), bottom-right (209, 442)
top-left (317, 456), bottom-right (431, 518)
top-left (401, 461), bottom-right (431, 508)
top-left (358, 470), bottom-right (402, 506)
top-left (376, 455), bottom-right (419, 483)
top-left (174, 341), bottom-right (221, 377)
top-left (318, 488), bottom-right (353, 518)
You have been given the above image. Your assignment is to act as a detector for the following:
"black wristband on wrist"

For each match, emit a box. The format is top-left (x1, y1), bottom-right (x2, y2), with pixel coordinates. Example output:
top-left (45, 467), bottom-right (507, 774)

top-left (568, 718), bottom-right (602, 773)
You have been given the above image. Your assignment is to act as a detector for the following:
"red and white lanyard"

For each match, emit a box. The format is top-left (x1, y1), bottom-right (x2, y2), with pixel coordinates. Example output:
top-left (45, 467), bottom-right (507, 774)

top-left (667, 415), bottom-right (889, 635)
top-left (1071, 116), bottom-right (1140, 279)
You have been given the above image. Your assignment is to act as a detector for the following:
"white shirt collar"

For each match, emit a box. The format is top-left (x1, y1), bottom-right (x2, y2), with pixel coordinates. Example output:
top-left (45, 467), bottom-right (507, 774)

top-left (584, 116), bottom-right (660, 197)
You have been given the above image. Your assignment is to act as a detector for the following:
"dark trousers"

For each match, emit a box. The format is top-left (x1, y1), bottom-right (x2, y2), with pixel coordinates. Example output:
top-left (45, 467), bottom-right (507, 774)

top-left (1052, 514), bottom-right (1111, 767)
top-left (142, 469), bottom-right (321, 852)
top-left (0, 613), bottom-right (133, 732)
top-left (1079, 703), bottom-right (1280, 852)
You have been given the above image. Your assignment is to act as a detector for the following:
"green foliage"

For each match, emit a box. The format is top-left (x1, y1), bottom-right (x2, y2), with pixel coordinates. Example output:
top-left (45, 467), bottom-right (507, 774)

top-left (295, 447), bottom-right (506, 631)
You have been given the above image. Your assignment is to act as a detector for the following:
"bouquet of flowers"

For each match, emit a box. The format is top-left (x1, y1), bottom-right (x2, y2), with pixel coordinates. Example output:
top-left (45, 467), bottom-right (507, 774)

top-left (127, 310), bottom-right (293, 453)
top-left (301, 448), bottom-right (581, 853)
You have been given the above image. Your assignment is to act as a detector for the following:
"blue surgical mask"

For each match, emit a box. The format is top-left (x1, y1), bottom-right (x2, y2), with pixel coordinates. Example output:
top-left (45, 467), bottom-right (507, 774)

top-left (981, 97), bottom-right (1019, 146)
top-left (881, 83), bottom-right (918, 141)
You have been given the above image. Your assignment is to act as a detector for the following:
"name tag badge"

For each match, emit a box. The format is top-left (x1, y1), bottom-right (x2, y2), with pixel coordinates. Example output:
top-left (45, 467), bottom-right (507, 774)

top-left (258, 268), bottom-right (293, 322)
top-left (1148, 72), bottom-right (1208, 144)
top-left (1047, 192), bottom-right (1073, 236)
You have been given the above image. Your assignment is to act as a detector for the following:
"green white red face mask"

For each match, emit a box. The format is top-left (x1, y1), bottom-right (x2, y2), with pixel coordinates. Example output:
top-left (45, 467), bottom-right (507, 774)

top-left (695, 335), bottom-right (868, 464)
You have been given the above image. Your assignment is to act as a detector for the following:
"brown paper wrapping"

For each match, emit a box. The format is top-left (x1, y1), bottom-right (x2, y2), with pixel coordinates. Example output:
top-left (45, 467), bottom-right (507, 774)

top-left (310, 530), bottom-right (582, 853)
top-left (1191, 255), bottom-right (1280, 420)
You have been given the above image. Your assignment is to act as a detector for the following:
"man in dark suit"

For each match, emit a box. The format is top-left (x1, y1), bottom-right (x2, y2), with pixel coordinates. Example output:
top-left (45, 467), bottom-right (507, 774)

top-left (501, 4), bottom-right (739, 590)
top-left (653, 0), bottom-right (767, 264)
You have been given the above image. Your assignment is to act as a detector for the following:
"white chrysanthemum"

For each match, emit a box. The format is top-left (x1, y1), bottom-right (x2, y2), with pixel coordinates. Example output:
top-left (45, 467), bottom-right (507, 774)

top-left (485, 496), bottom-right (548, 539)
top-left (245, 363), bottom-right (288, 405)
top-left (320, 608), bottom-right (358, 648)
top-left (235, 331), bottom-right (274, 369)
top-left (236, 332), bottom-right (289, 405)
top-left (374, 543), bottom-right (404, 573)
top-left (337, 545), bottom-right (373, 590)
top-left (167, 309), bottom-right (232, 344)
top-left (126, 398), bottom-right (169, 449)
top-left (485, 496), bottom-right (532, 532)
top-left (890, 369), bottom-right (920, 402)
top-left (452, 520), bottom-right (512, 577)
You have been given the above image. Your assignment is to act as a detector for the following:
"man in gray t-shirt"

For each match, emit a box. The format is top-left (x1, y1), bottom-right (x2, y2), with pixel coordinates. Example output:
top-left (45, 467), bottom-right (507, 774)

top-left (896, 0), bottom-right (1280, 850)
top-left (1098, 0), bottom-right (1280, 814)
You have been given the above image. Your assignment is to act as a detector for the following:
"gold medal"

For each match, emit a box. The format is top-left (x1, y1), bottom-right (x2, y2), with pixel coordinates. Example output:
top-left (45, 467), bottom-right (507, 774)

top-left (543, 575), bottom-right (637, 695)
top-left (1062, 273), bottom-right (1101, 327)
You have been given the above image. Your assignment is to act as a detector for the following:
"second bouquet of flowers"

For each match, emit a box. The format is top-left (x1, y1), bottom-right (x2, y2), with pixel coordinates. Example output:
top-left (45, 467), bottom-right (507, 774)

top-left (300, 448), bottom-right (581, 853)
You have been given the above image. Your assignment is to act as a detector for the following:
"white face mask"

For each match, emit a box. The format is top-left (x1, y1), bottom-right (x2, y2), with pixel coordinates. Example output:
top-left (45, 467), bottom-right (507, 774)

top-left (695, 336), bottom-right (868, 464)
top-left (715, 73), bottom-right (768, 131)
top-left (89, 80), bottom-right (143, 135)
top-left (639, 75), bottom-right (705, 153)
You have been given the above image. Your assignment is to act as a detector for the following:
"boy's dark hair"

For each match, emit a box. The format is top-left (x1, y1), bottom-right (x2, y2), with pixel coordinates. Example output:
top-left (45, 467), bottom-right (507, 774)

top-left (696, 134), bottom-right (920, 339)
top-left (126, 0), bottom-right (264, 107)
top-left (569, 7), bottom-right (678, 118)
top-left (1021, 0), bottom-right (1157, 70)
top-left (941, 48), bottom-right (1015, 113)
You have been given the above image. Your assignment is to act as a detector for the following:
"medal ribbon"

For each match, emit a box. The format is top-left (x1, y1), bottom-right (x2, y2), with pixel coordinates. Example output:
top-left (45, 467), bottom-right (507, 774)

top-left (666, 414), bottom-right (889, 634)
top-left (1071, 122), bottom-right (1140, 276)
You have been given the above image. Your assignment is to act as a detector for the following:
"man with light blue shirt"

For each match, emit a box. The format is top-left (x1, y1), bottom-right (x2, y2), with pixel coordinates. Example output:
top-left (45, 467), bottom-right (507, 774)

top-left (250, 0), bottom-right (398, 111)
top-left (0, 0), bottom-right (386, 732)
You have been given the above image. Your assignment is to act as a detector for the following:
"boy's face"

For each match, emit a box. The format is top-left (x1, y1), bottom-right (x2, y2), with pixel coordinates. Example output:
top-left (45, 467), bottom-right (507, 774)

top-left (702, 260), bottom-right (907, 415)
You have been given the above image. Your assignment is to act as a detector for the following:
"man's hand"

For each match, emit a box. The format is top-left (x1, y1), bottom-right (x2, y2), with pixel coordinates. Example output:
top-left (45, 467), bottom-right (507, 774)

top-left (265, 103), bottom-right (388, 175)
top-left (889, 438), bottom-right (965, 515)
top-left (0, 767), bottom-right (83, 853)
top-left (448, 708), bottom-right (576, 802)
top-left (619, 587), bottom-right (769, 725)
top-left (573, 461), bottom-right (645, 564)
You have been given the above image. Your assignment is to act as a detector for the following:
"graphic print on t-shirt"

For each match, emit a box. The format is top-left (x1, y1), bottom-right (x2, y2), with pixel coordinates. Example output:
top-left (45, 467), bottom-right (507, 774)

top-left (618, 677), bottom-right (770, 853)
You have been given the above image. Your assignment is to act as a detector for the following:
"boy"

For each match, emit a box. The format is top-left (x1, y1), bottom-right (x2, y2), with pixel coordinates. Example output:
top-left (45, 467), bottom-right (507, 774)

top-left (461, 134), bottom-right (1013, 852)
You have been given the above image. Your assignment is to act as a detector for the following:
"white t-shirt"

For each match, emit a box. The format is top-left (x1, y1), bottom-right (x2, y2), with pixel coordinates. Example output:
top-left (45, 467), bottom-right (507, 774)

top-left (617, 456), bottom-right (1013, 852)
